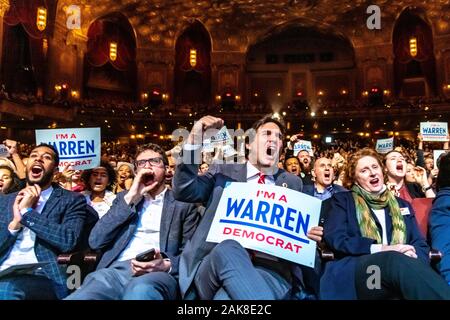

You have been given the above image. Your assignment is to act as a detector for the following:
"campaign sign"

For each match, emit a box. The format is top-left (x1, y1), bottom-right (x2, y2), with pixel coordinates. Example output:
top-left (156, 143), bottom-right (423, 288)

top-left (375, 137), bottom-right (394, 154)
top-left (420, 122), bottom-right (448, 142)
top-left (0, 144), bottom-right (9, 158)
top-left (434, 150), bottom-right (447, 169)
top-left (293, 140), bottom-right (312, 156)
top-left (35, 127), bottom-right (101, 171)
top-left (206, 182), bottom-right (322, 268)
top-left (204, 126), bottom-right (236, 157)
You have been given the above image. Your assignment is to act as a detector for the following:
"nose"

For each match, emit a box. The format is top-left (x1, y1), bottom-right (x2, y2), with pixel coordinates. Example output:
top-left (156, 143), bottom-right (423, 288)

top-left (143, 161), bottom-right (152, 169)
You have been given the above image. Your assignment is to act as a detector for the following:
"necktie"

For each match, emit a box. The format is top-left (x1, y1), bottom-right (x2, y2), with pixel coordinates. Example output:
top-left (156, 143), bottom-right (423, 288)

top-left (249, 172), bottom-right (266, 261)
top-left (257, 172), bottom-right (265, 184)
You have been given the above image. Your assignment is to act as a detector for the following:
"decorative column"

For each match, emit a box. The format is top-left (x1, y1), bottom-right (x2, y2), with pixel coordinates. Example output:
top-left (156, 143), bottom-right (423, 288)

top-left (0, 0), bottom-right (10, 75)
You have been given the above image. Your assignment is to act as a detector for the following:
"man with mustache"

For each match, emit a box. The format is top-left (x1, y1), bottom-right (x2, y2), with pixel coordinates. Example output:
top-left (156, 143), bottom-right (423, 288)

top-left (0, 144), bottom-right (87, 299)
top-left (173, 114), bottom-right (323, 300)
top-left (66, 143), bottom-right (199, 300)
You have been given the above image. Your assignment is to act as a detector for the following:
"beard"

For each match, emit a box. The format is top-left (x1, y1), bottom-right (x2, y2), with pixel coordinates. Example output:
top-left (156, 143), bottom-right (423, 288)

top-left (26, 169), bottom-right (54, 187)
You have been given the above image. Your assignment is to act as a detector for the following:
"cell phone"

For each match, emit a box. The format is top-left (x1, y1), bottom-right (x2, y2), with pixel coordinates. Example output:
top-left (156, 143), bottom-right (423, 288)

top-left (135, 248), bottom-right (156, 262)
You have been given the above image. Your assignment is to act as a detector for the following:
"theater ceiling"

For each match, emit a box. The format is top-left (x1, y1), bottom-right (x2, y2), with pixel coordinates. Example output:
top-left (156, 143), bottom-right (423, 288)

top-left (56, 0), bottom-right (450, 51)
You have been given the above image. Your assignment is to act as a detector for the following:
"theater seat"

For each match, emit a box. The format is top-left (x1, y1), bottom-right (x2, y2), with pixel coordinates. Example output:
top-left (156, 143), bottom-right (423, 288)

top-left (409, 198), bottom-right (442, 264)
top-left (57, 205), bottom-right (100, 287)
top-left (411, 197), bottom-right (433, 238)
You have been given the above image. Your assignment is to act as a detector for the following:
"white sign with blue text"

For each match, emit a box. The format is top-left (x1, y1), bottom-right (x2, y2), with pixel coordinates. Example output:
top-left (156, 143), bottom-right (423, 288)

top-left (293, 140), bottom-right (313, 156)
top-left (206, 182), bottom-right (322, 268)
top-left (375, 137), bottom-right (394, 154)
top-left (420, 122), bottom-right (448, 142)
top-left (35, 127), bottom-right (101, 171)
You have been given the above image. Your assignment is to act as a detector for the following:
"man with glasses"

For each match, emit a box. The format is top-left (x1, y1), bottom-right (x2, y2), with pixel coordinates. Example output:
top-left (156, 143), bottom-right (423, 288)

top-left (66, 143), bottom-right (200, 300)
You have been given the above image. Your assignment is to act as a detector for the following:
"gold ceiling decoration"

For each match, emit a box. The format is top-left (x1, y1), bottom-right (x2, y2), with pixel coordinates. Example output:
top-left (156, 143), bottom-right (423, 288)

top-left (56, 0), bottom-right (450, 50)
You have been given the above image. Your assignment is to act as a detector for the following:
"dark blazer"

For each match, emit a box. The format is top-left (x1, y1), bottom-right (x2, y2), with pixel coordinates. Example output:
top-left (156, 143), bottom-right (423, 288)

top-left (88, 189), bottom-right (199, 277)
top-left (172, 149), bottom-right (322, 299)
top-left (320, 191), bottom-right (429, 299)
top-left (302, 183), bottom-right (347, 198)
top-left (429, 187), bottom-right (450, 284)
top-left (302, 183), bottom-right (348, 229)
top-left (0, 184), bottom-right (87, 299)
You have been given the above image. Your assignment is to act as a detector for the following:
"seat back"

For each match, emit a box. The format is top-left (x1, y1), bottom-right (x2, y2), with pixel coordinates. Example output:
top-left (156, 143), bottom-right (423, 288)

top-left (410, 198), bottom-right (433, 238)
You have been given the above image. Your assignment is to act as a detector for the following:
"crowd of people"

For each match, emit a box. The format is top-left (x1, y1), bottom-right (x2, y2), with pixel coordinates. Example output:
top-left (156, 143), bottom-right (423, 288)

top-left (0, 113), bottom-right (449, 300)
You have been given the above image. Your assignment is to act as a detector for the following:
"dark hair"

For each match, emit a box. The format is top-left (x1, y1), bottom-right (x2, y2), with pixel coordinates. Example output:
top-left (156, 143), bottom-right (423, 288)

top-left (283, 155), bottom-right (299, 170)
top-left (343, 148), bottom-right (383, 190)
top-left (382, 150), bottom-right (406, 166)
top-left (134, 143), bottom-right (168, 166)
top-left (0, 165), bottom-right (20, 194)
top-left (33, 143), bottom-right (60, 167)
top-left (436, 152), bottom-right (450, 191)
top-left (81, 161), bottom-right (116, 192)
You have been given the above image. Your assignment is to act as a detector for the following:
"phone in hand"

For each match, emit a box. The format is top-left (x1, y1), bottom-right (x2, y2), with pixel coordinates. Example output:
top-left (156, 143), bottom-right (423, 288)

top-left (135, 248), bottom-right (156, 262)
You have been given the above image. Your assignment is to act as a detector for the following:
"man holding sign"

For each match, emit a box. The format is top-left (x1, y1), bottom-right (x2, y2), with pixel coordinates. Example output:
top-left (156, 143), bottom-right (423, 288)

top-left (173, 115), bottom-right (323, 300)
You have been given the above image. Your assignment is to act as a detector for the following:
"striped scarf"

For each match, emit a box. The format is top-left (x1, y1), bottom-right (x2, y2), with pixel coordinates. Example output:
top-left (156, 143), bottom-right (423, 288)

top-left (351, 184), bottom-right (406, 245)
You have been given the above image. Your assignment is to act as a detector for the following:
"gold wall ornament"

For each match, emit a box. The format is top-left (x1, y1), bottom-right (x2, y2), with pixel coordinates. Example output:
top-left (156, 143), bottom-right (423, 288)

top-left (36, 7), bottom-right (47, 31)
top-left (109, 42), bottom-right (117, 61)
top-left (189, 49), bottom-right (197, 67)
top-left (409, 36), bottom-right (417, 57)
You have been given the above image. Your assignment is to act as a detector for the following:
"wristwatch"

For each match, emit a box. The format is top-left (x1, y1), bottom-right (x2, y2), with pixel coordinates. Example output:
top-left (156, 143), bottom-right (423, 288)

top-left (422, 185), bottom-right (432, 192)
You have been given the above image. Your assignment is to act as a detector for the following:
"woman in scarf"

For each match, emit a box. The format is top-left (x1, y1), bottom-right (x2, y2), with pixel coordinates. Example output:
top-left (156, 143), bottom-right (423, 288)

top-left (320, 148), bottom-right (450, 299)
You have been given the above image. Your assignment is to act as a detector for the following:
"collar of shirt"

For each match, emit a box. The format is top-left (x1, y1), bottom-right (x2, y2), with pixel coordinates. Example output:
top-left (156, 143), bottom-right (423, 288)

top-left (35, 186), bottom-right (53, 213)
top-left (314, 184), bottom-right (334, 200)
top-left (314, 184), bottom-right (334, 194)
top-left (143, 187), bottom-right (167, 204)
top-left (246, 162), bottom-right (275, 184)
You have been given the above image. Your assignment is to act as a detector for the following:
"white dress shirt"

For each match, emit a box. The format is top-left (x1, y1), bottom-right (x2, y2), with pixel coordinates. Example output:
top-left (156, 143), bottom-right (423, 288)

top-left (0, 186), bottom-right (54, 271)
top-left (117, 188), bottom-right (167, 261)
top-left (370, 209), bottom-right (389, 254)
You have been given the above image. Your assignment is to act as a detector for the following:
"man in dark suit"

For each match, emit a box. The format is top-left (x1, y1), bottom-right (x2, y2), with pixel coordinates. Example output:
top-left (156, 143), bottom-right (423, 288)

top-left (66, 143), bottom-right (199, 300)
top-left (172, 115), bottom-right (323, 300)
top-left (302, 157), bottom-right (347, 201)
top-left (0, 144), bottom-right (87, 299)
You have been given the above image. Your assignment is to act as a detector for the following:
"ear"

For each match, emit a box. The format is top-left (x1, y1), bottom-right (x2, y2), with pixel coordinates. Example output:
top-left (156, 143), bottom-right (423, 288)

top-left (311, 168), bottom-right (316, 178)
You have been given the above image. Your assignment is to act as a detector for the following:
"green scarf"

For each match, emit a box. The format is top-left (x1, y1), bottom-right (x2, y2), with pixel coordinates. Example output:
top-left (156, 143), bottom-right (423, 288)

top-left (351, 184), bottom-right (406, 245)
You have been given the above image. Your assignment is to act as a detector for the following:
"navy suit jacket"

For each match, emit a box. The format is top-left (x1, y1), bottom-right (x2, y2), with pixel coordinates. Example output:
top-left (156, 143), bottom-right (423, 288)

top-left (320, 191), bottom-right (429, 299)
top-left (88, 189), bottom-right (200, 277)
top-left (172, 148), bottom-right (323, 299)
top-left (429, 187), bottom-right (450, 284)
top-left (0, 184), bottom-right (87, 299)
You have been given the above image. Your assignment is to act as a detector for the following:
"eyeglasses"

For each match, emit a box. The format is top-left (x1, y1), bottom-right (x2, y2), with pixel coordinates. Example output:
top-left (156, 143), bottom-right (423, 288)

top-left (135, 157), bottom-right (164, 168)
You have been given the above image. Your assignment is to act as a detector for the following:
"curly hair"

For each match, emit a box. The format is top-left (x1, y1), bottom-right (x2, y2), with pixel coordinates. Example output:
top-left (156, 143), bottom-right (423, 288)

top-left (81, 161), bottom-right (116, 192)
top-left (0, 165), bottom-right (20, 194)
top-left (343, 148), bottom-right (384, 190)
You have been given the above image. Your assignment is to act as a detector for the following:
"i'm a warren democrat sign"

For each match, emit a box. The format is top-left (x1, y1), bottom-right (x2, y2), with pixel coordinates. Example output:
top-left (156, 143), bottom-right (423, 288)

top-left (206, 182), bottom-right (322, 268)
top-left (35, 127), bottom-right (101, 171)
top-left (375, 137), bottom-right (394, 154)
top-left (420, 122), bottom-right (448, 142)
top-left (293, 140), bottom-right (312, 156)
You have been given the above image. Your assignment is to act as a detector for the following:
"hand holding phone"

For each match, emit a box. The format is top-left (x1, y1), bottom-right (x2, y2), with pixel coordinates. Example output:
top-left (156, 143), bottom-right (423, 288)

top-left (135, 248), bottom-right (156, 262)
